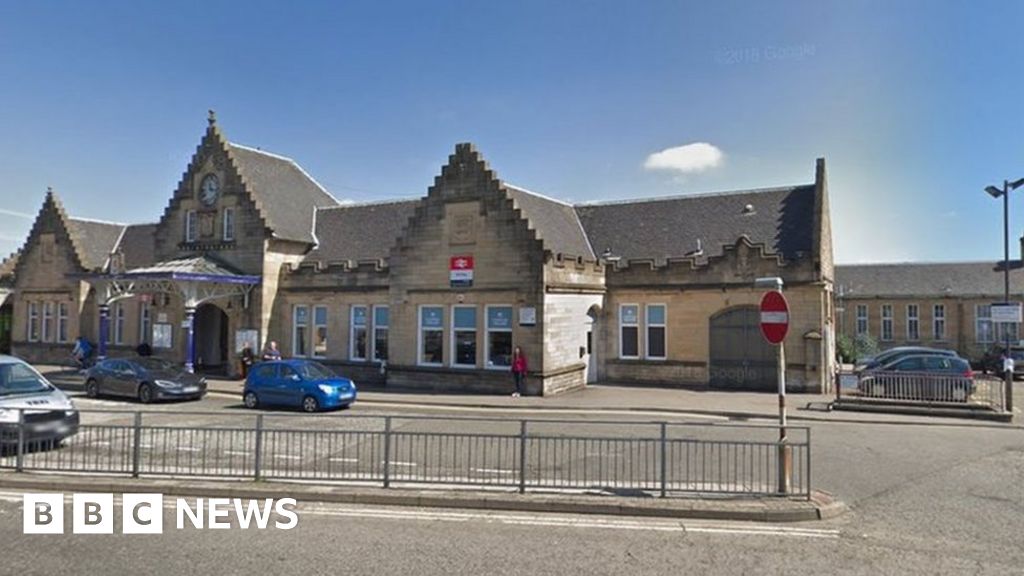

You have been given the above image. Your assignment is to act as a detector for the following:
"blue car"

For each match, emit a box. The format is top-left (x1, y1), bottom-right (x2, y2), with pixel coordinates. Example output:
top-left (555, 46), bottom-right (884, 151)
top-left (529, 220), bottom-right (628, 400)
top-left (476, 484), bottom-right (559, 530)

top-left (243, 359), bottom-right (357, 412)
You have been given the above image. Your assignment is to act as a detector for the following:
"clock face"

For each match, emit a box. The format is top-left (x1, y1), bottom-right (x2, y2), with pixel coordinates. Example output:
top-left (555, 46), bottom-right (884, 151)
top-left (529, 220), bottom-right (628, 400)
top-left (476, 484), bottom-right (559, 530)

top-left (200, 174), bottom-right (220, 206)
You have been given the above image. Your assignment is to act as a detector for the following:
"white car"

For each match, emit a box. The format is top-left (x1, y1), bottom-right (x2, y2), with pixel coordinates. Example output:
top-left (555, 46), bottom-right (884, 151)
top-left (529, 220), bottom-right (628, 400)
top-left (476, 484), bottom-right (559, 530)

top-left (0, 355), bottom-right (79, 446)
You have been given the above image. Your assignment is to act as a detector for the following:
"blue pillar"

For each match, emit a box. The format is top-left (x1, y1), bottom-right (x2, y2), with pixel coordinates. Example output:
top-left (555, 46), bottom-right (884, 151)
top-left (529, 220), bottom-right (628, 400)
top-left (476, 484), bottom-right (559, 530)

top-left (97, 304), bottom-right (110, 361)
top-left (184, 306), bottom-right (196, 373)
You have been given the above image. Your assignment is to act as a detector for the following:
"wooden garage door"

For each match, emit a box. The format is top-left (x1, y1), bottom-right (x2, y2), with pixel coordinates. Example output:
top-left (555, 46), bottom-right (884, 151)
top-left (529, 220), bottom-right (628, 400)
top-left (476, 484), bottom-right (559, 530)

top-left (708, 306), bottom-right (777, 390)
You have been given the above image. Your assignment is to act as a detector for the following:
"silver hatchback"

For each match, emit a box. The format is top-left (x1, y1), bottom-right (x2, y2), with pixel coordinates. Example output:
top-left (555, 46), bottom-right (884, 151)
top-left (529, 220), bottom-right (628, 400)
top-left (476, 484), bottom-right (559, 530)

top-left (0, 355), bottom-right (80, 446)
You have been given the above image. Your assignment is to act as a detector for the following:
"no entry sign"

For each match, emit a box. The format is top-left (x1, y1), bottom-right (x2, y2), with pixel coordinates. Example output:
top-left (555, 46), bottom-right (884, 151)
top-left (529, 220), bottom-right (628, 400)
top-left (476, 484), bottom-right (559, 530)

top-left (759, 290), bottom-right (789, 345)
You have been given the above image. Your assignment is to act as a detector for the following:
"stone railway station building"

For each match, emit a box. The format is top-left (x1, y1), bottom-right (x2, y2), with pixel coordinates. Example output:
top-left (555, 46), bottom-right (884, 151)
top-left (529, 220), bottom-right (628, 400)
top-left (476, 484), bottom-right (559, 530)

top-left (1, 117), bottom-right (837, 395)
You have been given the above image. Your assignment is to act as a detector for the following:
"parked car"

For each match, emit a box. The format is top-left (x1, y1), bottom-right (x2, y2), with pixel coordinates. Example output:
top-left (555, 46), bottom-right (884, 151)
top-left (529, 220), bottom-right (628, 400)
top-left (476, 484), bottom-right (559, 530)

top-left (978, 344), bottom-right (1024, 378)
top-left (858, 354), bottom-right (975, 402)
top-left (854, 346), bottom-right (959, 373)
top-left (243, 360), bottom-right (357, 412)
top-left (84, 357), bottom-right (206, 403)
top-left (0, 355), bottom-right (79, 446)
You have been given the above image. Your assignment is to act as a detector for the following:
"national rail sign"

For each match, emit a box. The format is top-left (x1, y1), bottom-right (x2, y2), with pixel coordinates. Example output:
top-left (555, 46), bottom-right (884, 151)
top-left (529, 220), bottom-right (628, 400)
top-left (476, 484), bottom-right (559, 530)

top-left (759, 290), bottom-right (789, 345)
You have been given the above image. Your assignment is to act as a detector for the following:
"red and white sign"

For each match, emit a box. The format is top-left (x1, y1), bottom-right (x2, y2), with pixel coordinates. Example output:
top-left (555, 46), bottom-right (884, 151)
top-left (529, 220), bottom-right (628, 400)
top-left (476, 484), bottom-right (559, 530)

top-left (759, 290), bottom-right (789, 345)
top-left (449, 255), bottom-right (474, 287)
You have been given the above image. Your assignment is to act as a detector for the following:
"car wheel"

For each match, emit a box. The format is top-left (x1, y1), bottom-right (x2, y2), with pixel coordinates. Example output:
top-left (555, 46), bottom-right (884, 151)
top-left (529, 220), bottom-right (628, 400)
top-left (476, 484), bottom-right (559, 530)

top-left (138, 383), bottom-right (154, 404)
top-left (85, 379), bottom-right (100, 398)
top-left (243, 391), bottom-right (259, 409)
top-left (302, 396), bottom-right (319, 413)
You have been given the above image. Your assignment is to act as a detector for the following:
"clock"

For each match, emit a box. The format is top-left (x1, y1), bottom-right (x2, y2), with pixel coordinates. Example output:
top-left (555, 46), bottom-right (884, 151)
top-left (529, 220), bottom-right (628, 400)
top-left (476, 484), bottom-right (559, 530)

top-left (199, 174), bottom-right (220, 206)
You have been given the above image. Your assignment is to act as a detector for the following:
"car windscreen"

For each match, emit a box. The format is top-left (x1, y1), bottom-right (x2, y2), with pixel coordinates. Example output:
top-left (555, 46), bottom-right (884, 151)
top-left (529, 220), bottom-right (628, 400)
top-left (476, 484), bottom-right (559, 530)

top-left (297, 362), bottom-right (336, 380)
top-left (0, 363), bottom-right (52, 396)
top-left (134, 358), bottom-right (179, 372)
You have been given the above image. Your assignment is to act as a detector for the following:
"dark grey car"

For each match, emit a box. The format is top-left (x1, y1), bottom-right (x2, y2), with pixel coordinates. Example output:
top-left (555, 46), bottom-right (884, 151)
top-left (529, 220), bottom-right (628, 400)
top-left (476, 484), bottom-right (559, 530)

top-left (84, 358), bottom-right (207, 403)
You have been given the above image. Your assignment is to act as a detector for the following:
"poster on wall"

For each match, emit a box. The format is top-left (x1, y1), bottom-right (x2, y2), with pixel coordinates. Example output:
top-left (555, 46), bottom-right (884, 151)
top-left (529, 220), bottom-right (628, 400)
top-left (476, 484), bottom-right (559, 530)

top-left (449, 255), bottom-right (474, 288)
top-left (235, 329), bottom-right (259, 353)
top-left (519, 307), bottom-right (536, 326)
top-left (152, 323), bottom-right (173, 349)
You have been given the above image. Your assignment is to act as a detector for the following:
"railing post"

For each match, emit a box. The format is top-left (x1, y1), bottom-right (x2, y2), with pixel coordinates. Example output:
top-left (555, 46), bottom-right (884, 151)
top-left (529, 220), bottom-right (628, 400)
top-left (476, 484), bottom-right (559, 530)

top-left (131, 412), bottom-right (142, 478)
top-left (659, 422), bottom-right (667, 498)
top-left (15, 408), bottom-right (25, 472)
top-left (518, 420), bottom-right (527, 494)
top-left (805, 428), bottom-right (812, 501)
top-left (253, 414), bottom-right (264, 481)
top-left (382, 416), bottom-right (392, 489)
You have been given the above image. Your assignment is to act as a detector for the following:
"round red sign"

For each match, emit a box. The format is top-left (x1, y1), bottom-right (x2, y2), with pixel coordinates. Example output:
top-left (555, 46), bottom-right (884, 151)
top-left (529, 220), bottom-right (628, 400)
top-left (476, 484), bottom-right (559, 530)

top-left (759, 290), bottom-right (789, 344)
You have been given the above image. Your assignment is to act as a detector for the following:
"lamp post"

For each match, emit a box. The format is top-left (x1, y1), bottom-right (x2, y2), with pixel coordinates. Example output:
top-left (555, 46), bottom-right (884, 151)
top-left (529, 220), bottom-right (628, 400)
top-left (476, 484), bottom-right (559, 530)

top-left (985, 177), bottom-right (1024, 414)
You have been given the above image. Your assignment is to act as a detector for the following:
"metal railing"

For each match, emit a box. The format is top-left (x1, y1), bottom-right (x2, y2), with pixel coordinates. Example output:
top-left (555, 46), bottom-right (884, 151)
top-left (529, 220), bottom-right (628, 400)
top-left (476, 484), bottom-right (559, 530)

top-left (836, 369), bottom-right (1005, 412)
top-left (0, 410), bottom-right (811, 499)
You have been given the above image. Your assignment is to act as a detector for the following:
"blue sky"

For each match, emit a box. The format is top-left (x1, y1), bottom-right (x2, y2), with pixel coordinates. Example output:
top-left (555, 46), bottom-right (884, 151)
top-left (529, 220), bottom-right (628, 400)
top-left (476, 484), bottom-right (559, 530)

top-left (0, 0), bottom-right (1022, 264)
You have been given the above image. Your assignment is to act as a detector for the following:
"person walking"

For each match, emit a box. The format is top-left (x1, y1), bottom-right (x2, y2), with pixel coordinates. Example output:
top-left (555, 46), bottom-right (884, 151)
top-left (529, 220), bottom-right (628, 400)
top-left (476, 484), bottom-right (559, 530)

top-left (511, 346), bottom-right (527, 397)
top-left (240, 341), bottom-right (255, 378)
top-left (262, 340), bottom-right (282, 361)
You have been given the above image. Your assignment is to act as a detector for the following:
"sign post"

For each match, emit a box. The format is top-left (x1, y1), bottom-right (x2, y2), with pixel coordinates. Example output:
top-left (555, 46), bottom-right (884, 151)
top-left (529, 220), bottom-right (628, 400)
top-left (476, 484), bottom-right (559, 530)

top-left (991, 302), bottom-right (1021, 412)
top-left (759, 289), bottom-right (791, 494)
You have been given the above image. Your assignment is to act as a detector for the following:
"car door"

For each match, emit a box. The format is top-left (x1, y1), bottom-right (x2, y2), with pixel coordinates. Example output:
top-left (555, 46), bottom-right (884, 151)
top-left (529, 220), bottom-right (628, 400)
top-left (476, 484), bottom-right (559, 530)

top-left (105, 360), bottom-right (133, 398)
top-left (278, 365), bottom-right (303, 408)
top-left (250, 364), bottom-right (280, 406)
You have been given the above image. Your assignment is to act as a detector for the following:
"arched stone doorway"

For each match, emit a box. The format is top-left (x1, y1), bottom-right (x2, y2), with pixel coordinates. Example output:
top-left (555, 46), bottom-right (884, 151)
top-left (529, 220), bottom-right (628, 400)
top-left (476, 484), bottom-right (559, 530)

top-left (708, 306), bottom-right (777, 390)
top-left (194, 303), bottom-right (228, 373)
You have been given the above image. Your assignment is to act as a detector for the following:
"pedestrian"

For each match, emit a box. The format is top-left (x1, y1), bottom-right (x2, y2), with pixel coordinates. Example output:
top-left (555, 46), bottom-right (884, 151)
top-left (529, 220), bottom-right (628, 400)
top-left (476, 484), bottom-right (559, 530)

top-left (136, 341), bottom-right (153, 357)
top-left (240, 341), bottom-right (255, 378)
top-left (511, 346), bottom-right (527, 397)
top-left (262, 340), bottom-right (282, 361)
top-left (71, 336), bottom-right (93, 370)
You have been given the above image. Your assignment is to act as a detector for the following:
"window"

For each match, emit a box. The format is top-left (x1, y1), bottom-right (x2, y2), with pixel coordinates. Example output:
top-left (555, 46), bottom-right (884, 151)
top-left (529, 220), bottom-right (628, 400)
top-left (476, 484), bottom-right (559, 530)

top-left (976, 305), bottom-right (994, 344)
top-left (114, 302), bottom-right (126, 345)
top-left (486, 305), bottom-right (513, 368)
top-left (855, 304), bottom-right (868, 337)
top-left (452, 306), bottom-right (477, 368)
top-left (28, 302), bottom-right (39, 342)
top-left (350, 305), bottom-right (368, 360)
top-left (419, 306), bottom-right (444, 366)
top-left (933, 305), bottom-right (946, 341)
top-left (906, 304), bottom-right (919, 341)
top-left (880, 305), bottom-right (893, 341)
top-left (645, 304), bottom-right (666, 359)
top-left (139, 302), bottom-right (151, 345)
top-left (293, 305), bottom-right (309, 357)
top-left (619, 304), bottom-right (640, 358)
top-left (373, 305), bottom-right (389, 362)
top-left (42, 302), bottom-right (53, 343)
top-left (222, 208), bottom-right (235, 242)
top-left (253, 364), bottom-right (275, 379)
top-left (57, 302), bottom-right (69, 343)
top-left (185, 210), bottom-right (197, 243)
top-left (313, 305), bottom-right (328, 357)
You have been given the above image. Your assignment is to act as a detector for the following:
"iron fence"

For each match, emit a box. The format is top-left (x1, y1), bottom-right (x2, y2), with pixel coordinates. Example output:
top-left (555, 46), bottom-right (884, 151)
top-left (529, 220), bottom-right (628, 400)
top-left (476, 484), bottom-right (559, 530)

top-left (835, 369), bottom-right (1006, 412)
top-left (0, 410), bottom-right (811, 499)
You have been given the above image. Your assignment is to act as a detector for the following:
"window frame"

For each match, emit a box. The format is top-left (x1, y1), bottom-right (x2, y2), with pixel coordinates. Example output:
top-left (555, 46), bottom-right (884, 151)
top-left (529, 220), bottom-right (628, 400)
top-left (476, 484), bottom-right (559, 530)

top-left (619, 303), bottom-right (640, 359)
top-left (139, 302), bottom-right (151, 345)
top-left (372, 305), bottom-right (389, 363)
top-left (42, 302), bottom-right (54, 343)
top-left (312, 305), bottom-right (328, 358)
top-left (222, 207), bottom-right (235, 242)
top-left (418, 305), bottom-right (445, 367)
top-left (185, 210), bottom-right (197, 243)
top-left (292, 304), bottom-right (309, 358)
top-left (645, 303), bottom-right (667, 360)
top-left (906, 304), bottom-right (919, 342)
top-left (28, 301), bottom-right (39, 342)
top-left (976, 304), bottom-right (994, 344)
top-left (349, 305), bottom-right (368, 361)
top-left (484, 304), bottom-right (514, 370)
top-left (57, 302), bottom-right (69, 344)
top-left (113, 302), bottom-right (126, 345)
top-left (933, 304), bottom-right (946, 341)
top-left (880, 304), bottom-right (893, 342)
top-left (450, 305), bottom-right (478, 369)
top-left (855, 304), bottom-right (868, 337)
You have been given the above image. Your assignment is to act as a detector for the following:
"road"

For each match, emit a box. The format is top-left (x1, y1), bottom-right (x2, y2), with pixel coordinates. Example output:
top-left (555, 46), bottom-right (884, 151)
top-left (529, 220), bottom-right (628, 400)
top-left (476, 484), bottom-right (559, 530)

top-left (2, 389), bottom-right (1023, 574)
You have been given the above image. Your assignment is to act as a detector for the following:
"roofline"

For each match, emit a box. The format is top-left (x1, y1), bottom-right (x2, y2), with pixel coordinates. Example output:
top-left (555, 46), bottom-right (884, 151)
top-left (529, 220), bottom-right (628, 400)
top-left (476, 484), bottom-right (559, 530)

top-left (503, 183), bottom-right (575, 207)
top-left (574, 183), bottom-right (816, 207)
top-left (228, 142), bottom-right (342, 206)
top-left (105, 225), bottom-right (129, 272)
top-left (836, 260), bottom-right (1008, 268)
top-left (316, 197), bottom-right (421, 211)
top-left (68, 216), bottom-right (128, 227)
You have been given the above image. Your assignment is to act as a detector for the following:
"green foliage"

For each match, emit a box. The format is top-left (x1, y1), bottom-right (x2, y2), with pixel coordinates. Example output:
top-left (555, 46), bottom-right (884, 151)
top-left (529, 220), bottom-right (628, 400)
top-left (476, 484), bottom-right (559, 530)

top-left (837, 332), bottom-right (880, 363)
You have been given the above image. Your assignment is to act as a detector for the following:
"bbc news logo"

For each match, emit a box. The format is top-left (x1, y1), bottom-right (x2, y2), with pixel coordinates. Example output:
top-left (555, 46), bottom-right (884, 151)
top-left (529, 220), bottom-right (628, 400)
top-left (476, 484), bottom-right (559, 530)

top-left (23, 493), bottom-right (299, 534)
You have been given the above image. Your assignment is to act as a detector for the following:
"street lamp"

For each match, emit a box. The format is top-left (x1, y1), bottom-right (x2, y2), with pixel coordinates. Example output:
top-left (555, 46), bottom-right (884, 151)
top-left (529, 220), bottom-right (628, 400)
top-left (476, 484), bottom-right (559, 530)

top-left (985, 177), bottom-right (1024, 414)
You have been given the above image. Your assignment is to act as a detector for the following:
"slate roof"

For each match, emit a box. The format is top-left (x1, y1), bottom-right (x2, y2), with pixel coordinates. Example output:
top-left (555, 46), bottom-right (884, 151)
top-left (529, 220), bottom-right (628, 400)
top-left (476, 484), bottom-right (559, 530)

top-left (574, 185), bottom-right (817, 263)
top-left (66, 218), bottom-right (126, 271)
top-left (835, 262), bottom-right (1024, 298)
top-left (505, 185), bottom-right (594, 260)
top-left (304, 199), bottom-right (420, 264)
top-left (117, 224), bottom-right (157, 269)
top-left (227, 143), bottom-right (340, 244)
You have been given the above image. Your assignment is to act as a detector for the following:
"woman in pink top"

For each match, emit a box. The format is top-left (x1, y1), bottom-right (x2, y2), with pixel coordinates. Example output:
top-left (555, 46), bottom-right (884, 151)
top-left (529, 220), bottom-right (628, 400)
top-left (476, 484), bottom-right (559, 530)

top-left (511, 346), bottom-right (527, 397)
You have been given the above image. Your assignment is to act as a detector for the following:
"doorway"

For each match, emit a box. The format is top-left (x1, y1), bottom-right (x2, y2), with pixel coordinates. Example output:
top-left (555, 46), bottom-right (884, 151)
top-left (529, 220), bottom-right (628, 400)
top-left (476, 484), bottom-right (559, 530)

top-left (708, 306), bottom-right (777, 390)
top-left (584, 305), bottom-right (601, 384)
top-left (194, 303), bottom-right (228, 373)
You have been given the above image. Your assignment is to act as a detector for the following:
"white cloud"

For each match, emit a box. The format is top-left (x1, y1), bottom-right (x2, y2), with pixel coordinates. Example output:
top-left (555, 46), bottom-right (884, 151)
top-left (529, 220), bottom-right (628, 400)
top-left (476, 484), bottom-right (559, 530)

top-left (644, 142), bottom-right (724, 174)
